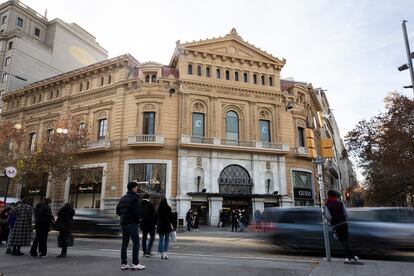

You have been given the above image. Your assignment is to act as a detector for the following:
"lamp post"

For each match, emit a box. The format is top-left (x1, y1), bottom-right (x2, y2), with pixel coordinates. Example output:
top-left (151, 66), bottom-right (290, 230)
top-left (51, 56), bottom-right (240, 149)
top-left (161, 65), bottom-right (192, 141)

top-left (398, 20), bottom-right (414, 92)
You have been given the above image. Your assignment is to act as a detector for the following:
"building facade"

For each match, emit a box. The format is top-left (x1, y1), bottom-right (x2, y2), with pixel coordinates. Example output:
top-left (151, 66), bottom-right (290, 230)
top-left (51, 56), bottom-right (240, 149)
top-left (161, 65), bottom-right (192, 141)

top-left (0, 0), bottom-right (108, 112)
top-left (1, 29), bottom-right (354, 225)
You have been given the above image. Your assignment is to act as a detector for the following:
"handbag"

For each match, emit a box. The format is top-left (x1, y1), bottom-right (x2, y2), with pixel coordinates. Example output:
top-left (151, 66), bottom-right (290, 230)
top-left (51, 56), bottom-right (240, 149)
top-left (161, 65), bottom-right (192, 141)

top-left (170, 230), bottom-right (177, 242)
top-left (58, 233), bottom-right (74, 247)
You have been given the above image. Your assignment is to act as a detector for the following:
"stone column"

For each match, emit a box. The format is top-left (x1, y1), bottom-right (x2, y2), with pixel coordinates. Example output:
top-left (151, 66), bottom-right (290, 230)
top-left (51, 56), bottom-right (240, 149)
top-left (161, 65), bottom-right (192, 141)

top-left (208, 196), bottom-right (223, 226)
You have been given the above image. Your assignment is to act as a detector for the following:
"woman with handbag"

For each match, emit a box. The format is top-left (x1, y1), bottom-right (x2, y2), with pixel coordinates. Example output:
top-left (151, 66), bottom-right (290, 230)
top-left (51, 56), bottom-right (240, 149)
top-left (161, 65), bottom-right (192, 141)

top-left (156, 198), bottom-right (174, 260)
top-left (55, 203), bottom-right (75, 258)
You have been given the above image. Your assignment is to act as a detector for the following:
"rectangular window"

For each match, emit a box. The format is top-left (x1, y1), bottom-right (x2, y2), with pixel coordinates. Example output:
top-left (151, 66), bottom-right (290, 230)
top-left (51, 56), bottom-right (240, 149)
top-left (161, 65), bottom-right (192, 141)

top-left (29, 132), bottom-right (36, 151)
top-left (143, 112), bottom-right (155, 135)
top-left (8, 41), bottom-right (12, 50)
top-left (298, 127), bottom-right (305, 147)
top-left (260, 120), bottom-right (270, 143)
top-left (34, 28), bottom-right (40, 37)
top-left (192, 113), bottom-right (205, 137)
top-left (79, 83), bottom-right (83, 91)
top-left (47, 129), bottom-right (54, 142)
top-left (2, 15), bottom-right (7, 25)
top-left (16, 17), bottom-right (23, 27)
top-left (98, 118), bottom-right (107, 140)
top-left (1, 73), bottom-right (8, 83)
top-left (86, 81), bottom-right (90, 90)
top-left (4, 56), bottom-right (10, 66)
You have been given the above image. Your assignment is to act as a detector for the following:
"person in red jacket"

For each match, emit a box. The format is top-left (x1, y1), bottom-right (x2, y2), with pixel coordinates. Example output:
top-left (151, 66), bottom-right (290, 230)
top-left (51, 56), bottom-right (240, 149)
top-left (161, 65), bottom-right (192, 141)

top-left (325, 190), bottom-right (359, 263)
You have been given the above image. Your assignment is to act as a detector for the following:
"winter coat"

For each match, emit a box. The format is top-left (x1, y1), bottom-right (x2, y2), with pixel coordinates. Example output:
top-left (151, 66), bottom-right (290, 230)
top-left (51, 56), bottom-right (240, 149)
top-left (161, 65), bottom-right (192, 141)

top-left (139, 199), bottom-right (156, 231)
top-left (10, 203), bottom-right (33, 246)
top-left (325, 198), bottom-right (348, 227)
top-left (157, 204), bottom-right (174, 234)
top-left (0, 207), bottom-right (10, 241)
top-left (116, 191), bottom-right (140, 225)
top-left (56, 204), bottom-right (75, 232)
top-left (34, 201), bottom-right (54, 230)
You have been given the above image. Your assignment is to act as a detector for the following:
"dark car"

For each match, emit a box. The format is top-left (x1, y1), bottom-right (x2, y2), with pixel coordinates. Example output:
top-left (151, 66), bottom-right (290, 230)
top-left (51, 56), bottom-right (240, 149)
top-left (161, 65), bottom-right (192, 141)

top-left (71, 209), bottom-right (121, 237)
top-left (261, 207), bottom-right (414, 254)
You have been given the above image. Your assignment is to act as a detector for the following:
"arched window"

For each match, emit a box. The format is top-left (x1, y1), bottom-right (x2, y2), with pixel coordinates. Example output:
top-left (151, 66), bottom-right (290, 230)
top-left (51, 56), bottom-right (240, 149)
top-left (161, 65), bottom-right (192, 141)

top-left (145, 75), bottom-right (150, 83)
top-left (225, 70), bottom-right (230, 80)
top-left (151, 75), bottom-right (156, 82)
top-left (253, 74), bottom-right (257, 84)
top-left (79, 83), bottom-right (83, 91)
top-left (226, 111), bottom-right (239, 141)
top-left (206, 67), bottom-right (211, 77)
top-left (269, 77), bottom-right (273, 86)
top-left (188, 64), bottom-right (193, 75)
top-left (197, 65), bottom-right (202, 76)
top-left (216, 69), bottom-right (221, 79)
top-left (234, 71), bottom-right (239, 81)
top-left (261, 75), bottom-right (265, 85)
top-left (243, 72), bottom-right (248, 83)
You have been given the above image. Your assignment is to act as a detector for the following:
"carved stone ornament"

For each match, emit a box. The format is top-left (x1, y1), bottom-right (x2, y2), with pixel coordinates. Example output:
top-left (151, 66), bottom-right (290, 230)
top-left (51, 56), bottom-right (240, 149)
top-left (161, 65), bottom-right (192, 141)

top-left (193, 102), bottom-right (204, 112)
top-left (266, 161), bottom-right (271, 170)
top-left (98, 111), bottom-right (107, 118)
top-left (143, 104), bottom-right (156, 111)
top-left (260, 110), bottom-right (269, 117)
top-left (196, 157), bottom-right (202, 167)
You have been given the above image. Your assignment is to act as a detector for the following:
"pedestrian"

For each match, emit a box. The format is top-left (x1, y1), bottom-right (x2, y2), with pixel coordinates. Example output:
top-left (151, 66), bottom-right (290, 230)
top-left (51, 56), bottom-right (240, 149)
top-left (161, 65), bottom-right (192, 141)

top-left (217, 210), bottom-right (225, 227)
top-left (156, 198), bottom-right (174, 260)
top-left (0, 203), bottom-right (10, 246)
top-left (231, 210), bottom-right (239, 232)
top-left (254, 210), bottom-right (262, 232)
top-left (9, 198), bottom-right (33, 256)
top-left (192, 210), bottom-right (199, 231)
top-left (5, 203), bottom-right (17, 254)
top-left (185, 208), bottom-right (192, 231)
top-left (239, 211), bottom-right (245, 232)
top-left (324, 190), bottom-right (359, 264)
top-left (116, 182), bottom-right (145, 270)
top-left (30, 198), bottom-right (54, 257)
top-left (55, 203), bottom-right (75, 258)
top-left (139, 194), bottom-right (156, 257)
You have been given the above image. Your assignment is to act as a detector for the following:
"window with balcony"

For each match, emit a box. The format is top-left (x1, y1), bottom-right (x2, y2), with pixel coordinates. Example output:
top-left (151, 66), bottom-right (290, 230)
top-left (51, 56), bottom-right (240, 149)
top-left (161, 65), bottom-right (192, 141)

top-left (192, 112), bottom-right (205, 137)
top-left (226, 111), bottom-right (239, 141)
top-left (143, 112), bottom-right (155, 135)
top-left (298, 127), bottom-right (305, 147)
top-left (29, 132), bottom-right (36, 151)
top-left (98, 118), bottom-right (107, 140)
top-left (260, 120), bottom-right (270, 142)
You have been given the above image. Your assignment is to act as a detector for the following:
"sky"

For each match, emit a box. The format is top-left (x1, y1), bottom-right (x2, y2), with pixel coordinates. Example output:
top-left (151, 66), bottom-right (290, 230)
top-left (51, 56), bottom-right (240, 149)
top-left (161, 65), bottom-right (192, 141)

top-left (15, 0), bottom-right (414, 138)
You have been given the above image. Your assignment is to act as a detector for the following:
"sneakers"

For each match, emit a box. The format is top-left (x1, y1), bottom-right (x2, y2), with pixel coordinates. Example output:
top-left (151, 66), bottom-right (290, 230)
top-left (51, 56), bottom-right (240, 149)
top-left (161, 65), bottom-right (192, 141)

top-left (144, 253), bottom-right (154, 258)
top-left (353, 256), bottom-right (359, 261)
top-left (345, 256), bottom-right (360, 263)
top-left (121, 264), bottom-right (130, 270)
top-left (161, 253), bottom-right (168, 260)
top-left (344, 258), bottom-right (352, 263)
top-left (130, 264), bottom-right (146, 270)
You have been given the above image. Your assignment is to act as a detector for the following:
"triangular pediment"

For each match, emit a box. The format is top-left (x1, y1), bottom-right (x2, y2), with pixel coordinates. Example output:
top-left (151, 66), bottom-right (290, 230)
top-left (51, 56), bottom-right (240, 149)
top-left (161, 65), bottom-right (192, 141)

top-left (176, 29), bottom-right (285, 66)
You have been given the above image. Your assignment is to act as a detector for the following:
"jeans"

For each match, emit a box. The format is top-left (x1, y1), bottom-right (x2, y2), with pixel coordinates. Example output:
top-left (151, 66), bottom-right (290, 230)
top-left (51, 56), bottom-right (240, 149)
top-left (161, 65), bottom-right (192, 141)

top-left (158, 233), bottom-right (170, 253)
top-left (142, 228), bottom-right (155, 255)
top-left (335, 223), bottom-right (355, 259)
top-left (121, 224), bottom-right (140, 265)
top-left (30, 224), bottom-right (49, 256)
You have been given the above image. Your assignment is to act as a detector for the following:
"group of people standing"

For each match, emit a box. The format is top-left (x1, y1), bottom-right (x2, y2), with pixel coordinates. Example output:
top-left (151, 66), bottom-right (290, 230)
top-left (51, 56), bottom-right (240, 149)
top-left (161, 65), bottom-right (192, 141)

top-left (116, 181), bottom-right (175, 271)
top-left (0, 198), bottom-right (74, 258)
top-left (185, 208), bottom-right (200, 231)
top-left (231, 209), bottom-right (248, 232)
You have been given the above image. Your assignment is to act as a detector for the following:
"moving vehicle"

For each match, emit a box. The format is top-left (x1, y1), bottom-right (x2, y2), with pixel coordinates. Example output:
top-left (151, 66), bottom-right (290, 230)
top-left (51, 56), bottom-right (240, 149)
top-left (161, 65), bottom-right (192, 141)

top-left (71, 209), bottom-right (121, 237)
top-left (261, 207), bottom-right (414, 253)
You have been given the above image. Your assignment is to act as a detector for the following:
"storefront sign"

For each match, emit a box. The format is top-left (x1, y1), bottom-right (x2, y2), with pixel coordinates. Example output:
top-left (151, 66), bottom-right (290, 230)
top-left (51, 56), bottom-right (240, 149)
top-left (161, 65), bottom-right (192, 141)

top-left (218, 177), bottom-right (253, 185)
top-left (294, 188), bottom-right (313, 199)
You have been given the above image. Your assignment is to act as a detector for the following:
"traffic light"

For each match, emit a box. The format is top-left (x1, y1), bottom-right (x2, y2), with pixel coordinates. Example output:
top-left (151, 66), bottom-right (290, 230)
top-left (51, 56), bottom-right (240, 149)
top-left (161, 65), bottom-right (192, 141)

top-left (345, 192), bottom-right (351, 200)
top-left (305, 128), bottom-right (317, 158)
top-left (398, 64), bottom-right (409, 71)
top-left (320, 137), bottom-right (334, 158)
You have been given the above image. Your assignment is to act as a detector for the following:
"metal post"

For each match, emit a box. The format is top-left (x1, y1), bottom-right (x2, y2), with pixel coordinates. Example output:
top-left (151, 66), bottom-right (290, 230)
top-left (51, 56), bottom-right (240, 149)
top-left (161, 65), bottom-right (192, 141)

top-left (4, 176), bottom-right (10, 204)
top-left (402, 20), bottom-right (414, 93)
top-left (316, 158), bottom-right (331, 262)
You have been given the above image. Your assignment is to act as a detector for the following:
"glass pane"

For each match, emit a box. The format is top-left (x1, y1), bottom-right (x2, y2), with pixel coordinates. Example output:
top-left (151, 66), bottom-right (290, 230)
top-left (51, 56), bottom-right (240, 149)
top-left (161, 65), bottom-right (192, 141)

top-left (143, 112), bottom-right (155, 135)
top-left (192, 113), bottom-right (204, 137)
top-left (226, 111), bottom-right (238, 140)
top-left (260, 120), bottom-right (270, 142)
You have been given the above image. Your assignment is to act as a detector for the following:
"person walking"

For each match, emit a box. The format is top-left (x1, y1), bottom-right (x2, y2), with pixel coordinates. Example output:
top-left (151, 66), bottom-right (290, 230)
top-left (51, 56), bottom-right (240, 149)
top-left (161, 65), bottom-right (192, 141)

top-left (0, 204), bottom-right (10, 246)
top-left (55, 203), bottom-right (75, 258)
top-left (217, 210), bottom-right (225, 227)
top-left (156, 198), bottom-right (174, 260)
top-left (325, 190), bottom-right (359, 264)
top-left (231, 209), bottom-right (239, 232)
top-left (5, 203), bottom-right (17, 254)
top-left (9, 199), bottom-right (33, 256)
top-left (139, 194), bottom-right (156, 257)
top-left (254, 210), bottom-right (262, 232)
top-left (185, 208), bottom-right (192, 231)
top-left (192, 210), bottom-right (199, 231)
top-left (116, 182), bottom-right (145, 270)
top-left (30, 198), bottom-right (54, 257)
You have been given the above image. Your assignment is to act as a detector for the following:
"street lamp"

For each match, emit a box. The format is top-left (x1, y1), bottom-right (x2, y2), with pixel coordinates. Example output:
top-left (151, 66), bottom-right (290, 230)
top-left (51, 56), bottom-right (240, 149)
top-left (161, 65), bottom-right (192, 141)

top-left (56, 128), bottom-right (68, 134)
top-left (398, 20), bottom-right (414, 92)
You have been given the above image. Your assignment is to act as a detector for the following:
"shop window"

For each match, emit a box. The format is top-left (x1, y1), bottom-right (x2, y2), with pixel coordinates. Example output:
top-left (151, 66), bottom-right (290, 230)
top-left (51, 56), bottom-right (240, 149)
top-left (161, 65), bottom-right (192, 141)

top-left (128, 163), bottom-right (167, 198)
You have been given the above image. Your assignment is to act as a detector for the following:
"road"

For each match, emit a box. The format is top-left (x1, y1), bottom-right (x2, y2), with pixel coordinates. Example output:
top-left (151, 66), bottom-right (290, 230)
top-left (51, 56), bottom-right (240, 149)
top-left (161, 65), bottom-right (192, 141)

top-left (0, 227), bottom-right (413, 276)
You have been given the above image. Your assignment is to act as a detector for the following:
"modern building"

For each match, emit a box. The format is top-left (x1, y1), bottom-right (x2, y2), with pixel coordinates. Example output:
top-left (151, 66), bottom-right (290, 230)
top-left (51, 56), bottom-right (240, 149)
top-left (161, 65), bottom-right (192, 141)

top-left (0, 0), bottom-right (108, 112)
top-left (1, 29), bottom-right (355, 225)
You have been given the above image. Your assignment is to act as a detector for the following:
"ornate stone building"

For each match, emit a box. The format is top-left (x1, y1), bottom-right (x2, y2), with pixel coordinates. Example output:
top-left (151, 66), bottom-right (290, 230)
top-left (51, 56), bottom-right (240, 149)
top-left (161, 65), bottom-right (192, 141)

top-left (1, 29), bottom-right (354, 225)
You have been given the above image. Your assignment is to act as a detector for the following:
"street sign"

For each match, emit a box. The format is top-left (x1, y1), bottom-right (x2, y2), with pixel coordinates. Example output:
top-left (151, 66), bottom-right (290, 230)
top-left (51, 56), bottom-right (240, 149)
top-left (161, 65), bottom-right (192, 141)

top-left (4, 167), bottom-right (17, 178)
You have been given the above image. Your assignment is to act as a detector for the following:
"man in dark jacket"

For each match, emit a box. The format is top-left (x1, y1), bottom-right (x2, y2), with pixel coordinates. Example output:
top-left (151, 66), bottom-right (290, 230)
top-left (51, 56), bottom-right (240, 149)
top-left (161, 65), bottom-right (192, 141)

top-left (139, 194), bottom-right (156, 257)
top-left (30, 198), bottom-right (54, 257)
top-left (325, 190), bottom-right (359, 263)
top-left (116, 182), bottom-right (145, 270)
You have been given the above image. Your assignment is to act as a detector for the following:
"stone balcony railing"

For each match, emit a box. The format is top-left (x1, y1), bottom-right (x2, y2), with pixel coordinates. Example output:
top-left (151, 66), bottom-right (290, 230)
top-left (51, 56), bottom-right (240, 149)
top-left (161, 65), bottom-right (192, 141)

top-left (86, 140), bottom-right (111, 151)
top-left (127, 134), bottom-right (165, 146)
top-left (294, 146), bottom-right (309, 157)
top-left (179, 136), bottom-right (289, 153)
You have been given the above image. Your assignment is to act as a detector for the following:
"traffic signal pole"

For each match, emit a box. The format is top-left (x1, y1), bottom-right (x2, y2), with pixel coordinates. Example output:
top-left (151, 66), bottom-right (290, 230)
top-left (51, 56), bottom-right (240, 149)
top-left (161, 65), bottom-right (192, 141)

top-left (316, 158), bottom-right (331, 262)
top-left (402, 20), bottom-right (414, 93)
